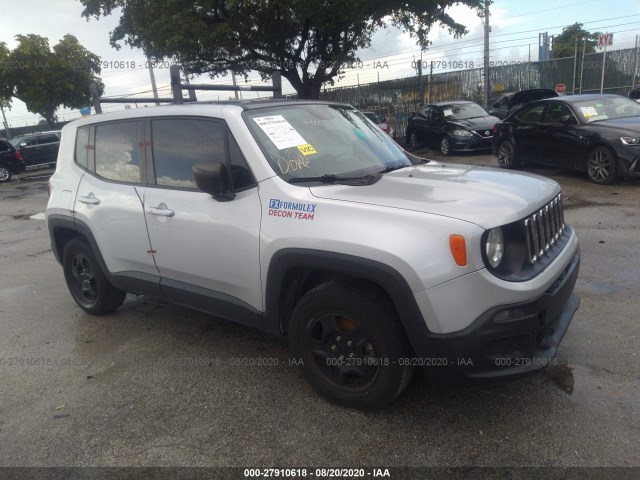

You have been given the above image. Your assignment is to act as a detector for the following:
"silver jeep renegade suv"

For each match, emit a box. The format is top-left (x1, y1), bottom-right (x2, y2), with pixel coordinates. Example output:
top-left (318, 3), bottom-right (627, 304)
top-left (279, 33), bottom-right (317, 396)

top-left (46, 100), bottom-right (580, 409)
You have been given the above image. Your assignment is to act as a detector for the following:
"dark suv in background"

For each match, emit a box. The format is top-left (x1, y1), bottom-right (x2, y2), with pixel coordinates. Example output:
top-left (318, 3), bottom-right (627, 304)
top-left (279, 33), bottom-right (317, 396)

top-left (0, 139), bottom-right (25, 183)
top-left (10, 131), bottom-right (61, 170)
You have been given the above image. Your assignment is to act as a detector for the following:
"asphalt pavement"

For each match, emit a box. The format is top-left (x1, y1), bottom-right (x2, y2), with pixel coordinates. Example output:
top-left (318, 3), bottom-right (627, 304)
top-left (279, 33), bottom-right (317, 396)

top-left (0, 160), bottom-right (638, 477)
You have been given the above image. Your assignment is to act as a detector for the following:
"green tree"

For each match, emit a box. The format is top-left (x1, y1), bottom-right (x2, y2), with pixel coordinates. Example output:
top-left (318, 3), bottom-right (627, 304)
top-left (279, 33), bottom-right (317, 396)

top-left (79, 0), bottom-right (482, 99)
top-left (553, 23), bottom-right (600, 59)
top-left (0, 42), bottom-right (14, 109)
top-left (6, 34), bottom-right (103, 127)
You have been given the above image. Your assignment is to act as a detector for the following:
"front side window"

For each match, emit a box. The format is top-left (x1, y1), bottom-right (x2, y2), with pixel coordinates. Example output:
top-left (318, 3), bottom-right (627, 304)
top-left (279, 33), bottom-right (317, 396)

top-left (244, 104), bottom-right (411, 183)
top-left (151, 118), bottom-right (226, 188)
top-left (544, 102), bottom-right (575, 124)
top-left (94, 121), bottom-right (142, 183)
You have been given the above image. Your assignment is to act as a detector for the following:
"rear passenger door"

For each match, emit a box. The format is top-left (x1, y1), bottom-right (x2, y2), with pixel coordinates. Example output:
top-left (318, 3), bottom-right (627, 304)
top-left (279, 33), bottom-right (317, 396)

top-left (17, 135), bottom-right (42, 168)
top-left (36, 133), bottom-right (61, 165)
top-left (72, 121), bottom-right (160, 287)
top-left (141, 117), bottom-right (262, 324)
top-left (511, 103), bottom-right (548, 162)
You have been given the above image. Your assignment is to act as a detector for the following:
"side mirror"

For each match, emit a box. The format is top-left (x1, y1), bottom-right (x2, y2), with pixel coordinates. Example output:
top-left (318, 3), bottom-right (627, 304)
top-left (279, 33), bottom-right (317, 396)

top-left (19, 142), bottom-right (28, 148)
top-left (558, 115), bottom-right (577, 126)
top-left (193, 161), bottom-right (235, 201)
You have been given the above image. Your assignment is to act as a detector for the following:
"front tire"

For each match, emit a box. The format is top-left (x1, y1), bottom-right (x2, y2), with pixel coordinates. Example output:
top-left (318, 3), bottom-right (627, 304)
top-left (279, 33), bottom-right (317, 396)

top-left (289, 280), bottom-right (413, 410)
top-left (0, 165), bottom-right (12, 183)
top-left (586, 146), bottom-right (617, 184)
top-left (62, 238), bottom-right (126, 315)
top-left (440, 136), bottom-right (452, 156)
top-left (496, 140), bottom-right (519, 169)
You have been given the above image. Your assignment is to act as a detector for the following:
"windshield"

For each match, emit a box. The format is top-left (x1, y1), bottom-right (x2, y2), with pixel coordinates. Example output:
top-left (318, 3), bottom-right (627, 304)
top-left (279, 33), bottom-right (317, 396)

top-left (440, 103), bottom-right (489, 120)
top-left (9, 137), bottom-right (25, 147)
top-left (573, 97), bottom-right (640, 123)
top-left (244, 104), bottom-right (412, 182)
top-left (363, 112), bottom-right (383, 124)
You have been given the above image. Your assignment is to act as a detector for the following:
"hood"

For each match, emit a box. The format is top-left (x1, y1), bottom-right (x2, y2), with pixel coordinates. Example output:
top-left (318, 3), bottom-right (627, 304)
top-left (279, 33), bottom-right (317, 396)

top-left (448, 116), bottom-right (499, 130)
top-left (309, 163), bottom-right (560, 229)
top-left (509, 89), bottom-right (557, 107)
top-left (586, 116), bottom-right (640, 133)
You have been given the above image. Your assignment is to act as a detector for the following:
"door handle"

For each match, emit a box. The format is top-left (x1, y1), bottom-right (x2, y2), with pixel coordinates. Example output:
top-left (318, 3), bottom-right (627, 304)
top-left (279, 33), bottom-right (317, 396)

top-left (78, 195), bottom-right (100, 205)
top-left (147, 204), bottom-right (175, 217)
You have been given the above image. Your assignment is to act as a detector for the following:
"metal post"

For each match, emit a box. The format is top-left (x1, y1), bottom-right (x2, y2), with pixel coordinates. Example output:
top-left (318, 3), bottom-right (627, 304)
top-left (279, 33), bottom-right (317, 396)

top-left (572, 36), bottom-right (578, 94)
top-left (272, 72), bottom-right (282, 99)
top-left (147, 56), bottom-right (160, 105)
top-left (1, 105), bottom-right (11, 139)
top-left (184, 70), bottom-right (197, 101)
top-left (231, 72), bottom-right (240, 100)
top-left (578, 37), bottom-right (586, 94)
top-left (483, 0), bottom-right (490, 108)
top-left (89, 83), bottom-right (102, 114)
top-left (600, 44), bottom-right (607, 94)
top-left (170, 65), bottom-right (184, 102)
top-left (632, 35), bottom-right (639, 89)
top-left (418, 53), bottom-right (424, 106)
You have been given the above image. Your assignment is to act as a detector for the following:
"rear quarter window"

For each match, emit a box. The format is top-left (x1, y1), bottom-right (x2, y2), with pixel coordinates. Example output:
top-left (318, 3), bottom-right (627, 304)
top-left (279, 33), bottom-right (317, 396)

top-left (75, 127), bottom-right (90, 169)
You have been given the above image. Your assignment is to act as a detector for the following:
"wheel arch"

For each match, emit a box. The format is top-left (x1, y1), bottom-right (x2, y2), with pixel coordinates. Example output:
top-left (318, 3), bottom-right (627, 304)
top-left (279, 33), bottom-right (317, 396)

top-left (580, 141), bottom-right (618, 173)
top-left (263, 249), bottom-right (426, 342)
top-left (48, 215), bottom-right (124, 289)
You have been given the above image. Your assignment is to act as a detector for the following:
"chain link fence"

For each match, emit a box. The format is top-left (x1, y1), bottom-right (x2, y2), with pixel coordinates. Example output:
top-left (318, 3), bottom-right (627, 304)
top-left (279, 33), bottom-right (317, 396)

top-left (320, 46), bottom-right (640, 141)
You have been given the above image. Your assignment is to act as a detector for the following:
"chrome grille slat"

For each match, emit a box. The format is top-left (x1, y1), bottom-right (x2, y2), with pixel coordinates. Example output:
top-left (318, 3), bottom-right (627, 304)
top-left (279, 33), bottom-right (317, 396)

top-left (522, 194), bottom-right (565, 264)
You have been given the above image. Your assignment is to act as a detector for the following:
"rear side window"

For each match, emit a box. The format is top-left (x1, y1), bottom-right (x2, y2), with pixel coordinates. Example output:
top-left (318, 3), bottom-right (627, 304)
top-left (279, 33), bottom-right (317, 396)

top-left (94, 121), bottom-right (142, 183)
top-left (515, 104), bottom-right (546, 123)
top-left (38, 134), bottom-right (59, 144)
top-left (21, 136), bottom-right (39, 147)
top-left (75, 127), bottom-right (90, 169)
top-left (0, 141), bottom-right (12, 152)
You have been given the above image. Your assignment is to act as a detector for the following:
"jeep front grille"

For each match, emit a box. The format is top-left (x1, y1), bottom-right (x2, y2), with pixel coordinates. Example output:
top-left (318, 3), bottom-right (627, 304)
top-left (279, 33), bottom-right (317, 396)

top-left (523, 194), bottom-right (565, 264)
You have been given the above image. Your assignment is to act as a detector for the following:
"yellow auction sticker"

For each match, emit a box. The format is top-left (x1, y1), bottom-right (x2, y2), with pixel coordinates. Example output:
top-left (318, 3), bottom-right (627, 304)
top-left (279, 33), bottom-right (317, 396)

top-left (297, 144), bottom-right (317, 156)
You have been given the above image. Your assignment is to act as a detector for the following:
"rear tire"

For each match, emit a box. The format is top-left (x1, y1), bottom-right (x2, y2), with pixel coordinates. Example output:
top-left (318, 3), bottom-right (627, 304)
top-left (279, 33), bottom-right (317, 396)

top-left (496, 140), bottom-right (520, 169)
top-left (62, 238), bottom-right (126, 315)
top-left (406, 130), bottom-right (418, 150)
top-left (289, 280), bottom-right (413, 410)
top-left (586, 146), bottom-right (617, 184)
top-left (0, 165), bottom-right (12, 183)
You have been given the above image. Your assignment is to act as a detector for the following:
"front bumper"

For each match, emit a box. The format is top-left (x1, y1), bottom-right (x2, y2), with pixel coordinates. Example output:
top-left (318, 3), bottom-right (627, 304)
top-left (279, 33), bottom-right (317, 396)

top-left (402, 249), bottom-right (580, 383)
top-left (450, 134), bottom-right (493, 152)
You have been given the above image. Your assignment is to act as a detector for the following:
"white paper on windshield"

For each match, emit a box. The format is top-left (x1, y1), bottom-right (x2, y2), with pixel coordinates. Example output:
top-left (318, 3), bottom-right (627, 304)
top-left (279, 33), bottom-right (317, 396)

top-left (253, 115), bottom-right (308, 150)
top-left (580, 106), bottom-right (598, 117)
top-left (443, 109), bottom-right (453, 117)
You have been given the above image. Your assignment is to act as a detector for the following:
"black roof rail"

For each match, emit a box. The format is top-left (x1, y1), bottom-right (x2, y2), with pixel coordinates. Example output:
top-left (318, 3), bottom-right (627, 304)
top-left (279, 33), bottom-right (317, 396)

top-left (90, 65), bottom-right (282, 114)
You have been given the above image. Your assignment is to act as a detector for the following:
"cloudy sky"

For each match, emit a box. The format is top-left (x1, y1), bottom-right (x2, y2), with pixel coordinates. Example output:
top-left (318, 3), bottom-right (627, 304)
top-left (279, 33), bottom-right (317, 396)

top-left (1, 0), bottom-right (639, 126)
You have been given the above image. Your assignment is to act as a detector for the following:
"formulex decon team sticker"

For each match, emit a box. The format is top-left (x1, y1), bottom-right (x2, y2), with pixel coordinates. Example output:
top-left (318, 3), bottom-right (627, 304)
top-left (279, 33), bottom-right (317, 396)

top-left (268, 198), bottom-right (316, 221)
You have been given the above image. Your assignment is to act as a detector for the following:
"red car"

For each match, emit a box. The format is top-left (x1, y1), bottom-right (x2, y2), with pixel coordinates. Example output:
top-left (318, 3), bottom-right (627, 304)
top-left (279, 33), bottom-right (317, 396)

top-left (363, 111), bottom-right (394, 137)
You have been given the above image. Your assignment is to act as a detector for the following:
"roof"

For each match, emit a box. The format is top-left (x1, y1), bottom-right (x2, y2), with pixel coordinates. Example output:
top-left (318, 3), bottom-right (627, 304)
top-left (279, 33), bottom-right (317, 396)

top-left (431, 100), bottom-right (478, 106)
top-left (538, 94), bottom-right (624, 103)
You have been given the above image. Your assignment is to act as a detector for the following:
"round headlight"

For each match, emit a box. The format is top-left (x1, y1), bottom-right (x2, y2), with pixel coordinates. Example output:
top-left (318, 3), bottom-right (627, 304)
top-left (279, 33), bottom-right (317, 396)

top-left (485, 227), bottom-right (504, 268)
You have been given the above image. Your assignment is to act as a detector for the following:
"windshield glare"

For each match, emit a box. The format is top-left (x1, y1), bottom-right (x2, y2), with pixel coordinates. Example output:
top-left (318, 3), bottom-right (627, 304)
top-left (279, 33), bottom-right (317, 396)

top-left (440, 103), bottom-right (489, 120)
top-left (573, 97), bottom-right (640, 123)
top-left (244, 104), bottom-right (411, 182)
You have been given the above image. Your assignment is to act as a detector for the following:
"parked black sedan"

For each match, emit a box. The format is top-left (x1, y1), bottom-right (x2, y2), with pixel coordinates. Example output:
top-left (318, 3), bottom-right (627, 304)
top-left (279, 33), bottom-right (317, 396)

top-left (406, 101), bottom-right (498, 155)
top-left (0, 139), bottom-right (25, 183)
top-left (493, 94), bottom-right (640, 184)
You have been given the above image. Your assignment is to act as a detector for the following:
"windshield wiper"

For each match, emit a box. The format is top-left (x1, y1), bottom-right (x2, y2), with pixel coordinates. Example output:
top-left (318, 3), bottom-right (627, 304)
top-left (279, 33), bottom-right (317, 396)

top-left (289, 173), bottom-right (380, 184)
top-left (379, 163), bottom-right (410, 174)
